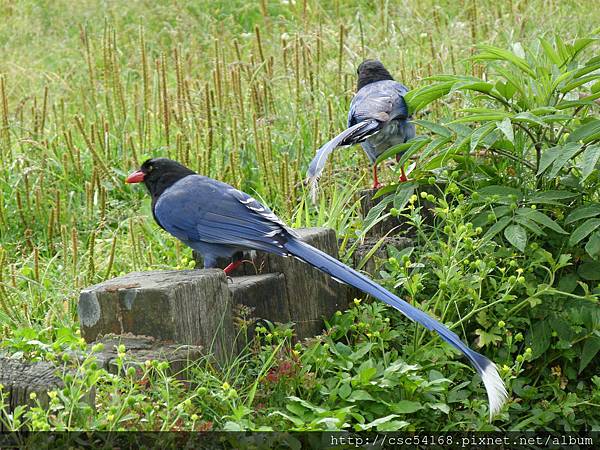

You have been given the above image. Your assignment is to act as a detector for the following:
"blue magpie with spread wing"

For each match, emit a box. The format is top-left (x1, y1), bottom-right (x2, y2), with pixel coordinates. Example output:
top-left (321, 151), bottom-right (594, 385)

top-left (126, 157), bottom-right (507, 418)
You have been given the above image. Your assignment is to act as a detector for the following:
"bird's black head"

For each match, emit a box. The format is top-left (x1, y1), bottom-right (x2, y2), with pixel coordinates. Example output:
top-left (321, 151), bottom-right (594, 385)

top-left (126, 157), bottom-right (196, 199)
top-left (356, 59), bottom-right (394, 91)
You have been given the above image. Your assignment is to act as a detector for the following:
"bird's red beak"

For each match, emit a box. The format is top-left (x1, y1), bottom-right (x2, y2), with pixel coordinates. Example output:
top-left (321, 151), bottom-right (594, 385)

top-left (126, 170), bottom-right (145, 183)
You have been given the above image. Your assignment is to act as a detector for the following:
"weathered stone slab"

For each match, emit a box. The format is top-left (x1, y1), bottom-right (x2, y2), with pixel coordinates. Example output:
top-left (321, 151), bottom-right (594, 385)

top-left (78, 270), bottom-right (236, 363)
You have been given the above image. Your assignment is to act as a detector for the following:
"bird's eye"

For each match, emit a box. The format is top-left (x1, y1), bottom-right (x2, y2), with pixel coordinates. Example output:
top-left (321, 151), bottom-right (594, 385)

top-left (147, 165), bottom-right (153, 172)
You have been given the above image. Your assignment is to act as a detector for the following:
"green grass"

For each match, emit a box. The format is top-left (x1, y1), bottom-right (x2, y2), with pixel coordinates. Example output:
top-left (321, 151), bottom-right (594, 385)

top-left (0, 0), bottom-right (599, 432)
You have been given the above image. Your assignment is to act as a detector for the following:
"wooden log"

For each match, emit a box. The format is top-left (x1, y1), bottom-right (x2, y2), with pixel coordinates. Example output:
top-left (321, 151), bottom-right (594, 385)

top-left (261, 228), bottom-right (349, 339)
top-left (192, 227), bottom-right (350, 340)
top-left (88, 334), bottom-right (203, 378)
top-left (78, 270), bottom-right (236, 364)
top-left (0, 359), bottom-right (63, 413)
top-left (0, 358), bottom-right (94, 430)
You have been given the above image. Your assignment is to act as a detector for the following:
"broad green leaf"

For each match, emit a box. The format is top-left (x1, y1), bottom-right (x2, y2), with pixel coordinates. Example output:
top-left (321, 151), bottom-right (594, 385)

top-left (515, 216), bottom-right (544, 236)
top-left (512, 112), bottom-right (547, 127)
top-left (338, 382), bottom-right (351, 399)
top-left (404, 81), bottom-right (454, 114)
top-left (578, 261), bottom-right (600, 280)
top-left (473, 44), bottom-right (535, 77)
top-left (390, 400), bottom-right (423, 414)
top-left (537, 145), bottom-right (563, 175)
top-left (565, 204), bottom-right (600, 224)
top-left (585, 232), bottom-right (600, 259)
top-left (347, 390), bottom-right (375, 402)
top-left (579, 336), bottom-right (600, 374)
top-left (504, 224), bottom-right (527, 251)
top-left (496, 118), bottom-right (514, 144)
top-left (569, 218), bottom-right (600, 246)
top-left (483, 217), bottom-right (512, 241)
top-left (516, 208), bottom-right (567, 234)
top-left (548, 142), bottom-right (582, 178)
top-left (528, 190), bottom-right (578, 205)
top-left (581, 144), bottom-right (600, 181)
top-left (356, 414), bottom-right (401, 431)
top-left (475, 328), bottom-right (502, 347)
top-left (478, 185), bottom-right (522, 199)
top-left (540, 37), bottom-right (563, 66)
top-left (412, 120), bottom-right (452, 137)
top-left (376, 137), bottom-right (429, 164)
top-left (529, 321), bottom-right (551, 359)
top-left (567, 119), bottom-right (600, 144)
top-left (470, 123), bottom-right (496, 152)
top-left (393, 183), bottom-right (416, 210)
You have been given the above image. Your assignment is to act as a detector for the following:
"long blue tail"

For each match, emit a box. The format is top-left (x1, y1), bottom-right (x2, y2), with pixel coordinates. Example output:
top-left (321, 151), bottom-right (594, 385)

top-left (283, 237), bottom-right (507, 418)
top-left (306, 119), bottom-right (381, 201)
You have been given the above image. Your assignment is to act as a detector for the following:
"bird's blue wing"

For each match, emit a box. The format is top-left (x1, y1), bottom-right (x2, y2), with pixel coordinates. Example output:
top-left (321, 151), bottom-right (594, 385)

top-left (154, 175), bottom-right (293, 255)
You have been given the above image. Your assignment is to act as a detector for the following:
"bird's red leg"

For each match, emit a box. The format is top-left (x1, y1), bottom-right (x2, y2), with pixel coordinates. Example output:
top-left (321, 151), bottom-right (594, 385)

top-left (224, 260), bottom-right (243, 275)
top-left (371, 165), bottom-right (383, 190)
top-left (399, 165), bottom-right (408, 182)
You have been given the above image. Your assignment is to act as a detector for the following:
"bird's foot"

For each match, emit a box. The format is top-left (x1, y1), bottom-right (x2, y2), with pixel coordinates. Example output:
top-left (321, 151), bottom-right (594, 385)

top-left (398, 174), bottom-right (408, 182)
top-left (371, 181), bottom-right (383, 190)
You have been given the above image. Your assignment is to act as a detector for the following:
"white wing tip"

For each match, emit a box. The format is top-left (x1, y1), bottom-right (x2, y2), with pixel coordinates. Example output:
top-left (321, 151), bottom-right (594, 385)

top-left (481, 362), bottom-right (508, 420)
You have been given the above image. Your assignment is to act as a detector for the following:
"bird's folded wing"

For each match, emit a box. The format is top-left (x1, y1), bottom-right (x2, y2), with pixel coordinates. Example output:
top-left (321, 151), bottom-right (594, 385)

top-left (348, 80), bottom-right (410, 127)
top-left (154, 175), bottom-right (293, 254)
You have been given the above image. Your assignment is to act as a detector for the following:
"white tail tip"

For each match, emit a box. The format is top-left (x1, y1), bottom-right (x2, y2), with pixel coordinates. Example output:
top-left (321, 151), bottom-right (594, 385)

top-left (481, 362), bottom-right (508, 419)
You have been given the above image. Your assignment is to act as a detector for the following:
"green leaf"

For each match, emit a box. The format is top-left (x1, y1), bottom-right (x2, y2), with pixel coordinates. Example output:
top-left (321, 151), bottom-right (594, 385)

top-left (585, 232), bottom-right (600, 259)
top-left (478, 185), bottom-right (522, 199)
top-left (567, 119), bottom-right (600, 144)
top-left (529, 321), bottom-right (551, 359)
top-left (581, 144), bottom-right (600, 181)
top-left (376, 137), bottom-right (429, 165)
top-left (338, 382), bottom-right (351, 399)
top-left (496, 118), bottom-right (514, 144)
top-left (357, 414), bottom-right (401, 431)
top-left (358, 366), bottom-right (377, 384)
top-left (579, 336), bottom-right (600, 374)
top-left (347, 390), bottom-right (375, 402)
top-left (578, 261), bottom-right (600, 280)
top-left (540, 37), bottom-right (563, 66)
top-left (483, 216), bottom-right (512, 241)
top-left (390, 400), bottom-right (423, 414)
top-left (528, 190), bottom-right (578, 205)
top-left (537, 145), bottom-right (563, 175)
top-left (565, 204), bottom-right (600, 224)
top-left (548, 142), bottom-right (582, 178)
top-left (475, 329), bottom-right (502, 347)
top-left (470, 123), bottom-right (496, 152)
top-left (404, 81), bottom-right (454, 114)
top-left (412, 120), bottom-right (452, 137)
top-left (516, 208), bottom-right (567, 234)
top-left (569, 218), bottom-right (600, 246)
top-left (350, 342), bottom-right (374, 361)
top-left (393, 184), bottom-right (416, 210)
top-left (473, 44), bottom-right (535, 76)
top-left (504, 224), bottom-right (527, 252)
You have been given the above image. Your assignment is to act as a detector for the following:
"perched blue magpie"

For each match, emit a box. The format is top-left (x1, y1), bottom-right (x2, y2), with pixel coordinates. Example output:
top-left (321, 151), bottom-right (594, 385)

top-left (307, 60), bottom-right (415, 196)
top-left (126, 158), bottom-right (507, 418)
